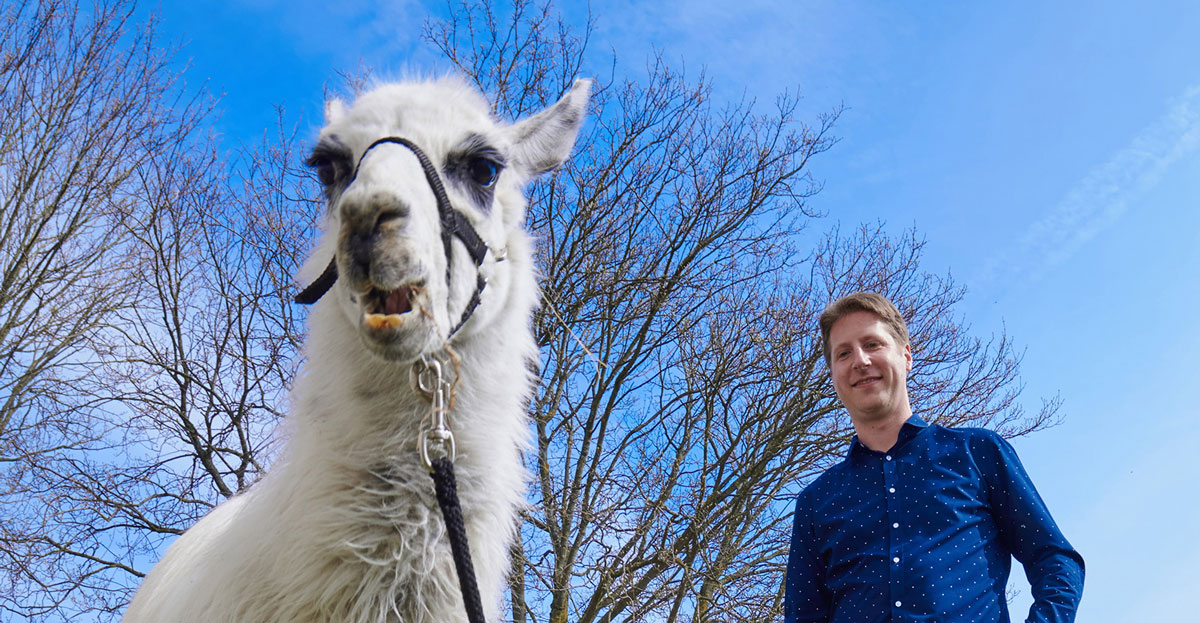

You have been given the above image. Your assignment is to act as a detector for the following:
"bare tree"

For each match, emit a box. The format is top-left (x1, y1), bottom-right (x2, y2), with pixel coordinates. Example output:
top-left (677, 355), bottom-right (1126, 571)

top-left (0, 120), bottom-right (322, 621)
top-left (0, 0), bottom-right (1058, 621)
top-left (0, 0), bottom-right (176, 442)
top-left (0, 0), bottom-right (202, 615)
top-left (0, 2), bottom-right (321, 620)
top-left (425, 3), bottom-right (1058, 623)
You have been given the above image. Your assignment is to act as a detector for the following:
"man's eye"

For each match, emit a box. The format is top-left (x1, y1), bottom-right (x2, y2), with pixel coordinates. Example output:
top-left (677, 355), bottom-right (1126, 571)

top-left (466, 157), bottom-right (501, 187)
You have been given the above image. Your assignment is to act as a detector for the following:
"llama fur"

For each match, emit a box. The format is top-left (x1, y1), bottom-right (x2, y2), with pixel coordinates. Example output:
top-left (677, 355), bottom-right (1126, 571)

top-left (124, 77), bottom-right (590, 623)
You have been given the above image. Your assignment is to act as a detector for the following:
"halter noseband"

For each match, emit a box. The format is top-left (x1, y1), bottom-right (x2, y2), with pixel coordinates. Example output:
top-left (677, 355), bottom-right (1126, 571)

top-left (294, 137), bottom-right (491, 339)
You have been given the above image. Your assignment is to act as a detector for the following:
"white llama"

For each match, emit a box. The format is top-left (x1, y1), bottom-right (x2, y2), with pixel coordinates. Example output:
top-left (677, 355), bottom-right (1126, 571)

top-left (124, 76), bottom-right (590, 622)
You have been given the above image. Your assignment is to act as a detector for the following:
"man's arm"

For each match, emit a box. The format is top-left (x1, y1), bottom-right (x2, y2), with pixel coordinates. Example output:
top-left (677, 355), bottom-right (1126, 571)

top-left (784, 491), bottom-right (831, 623)
top-left (978, 433), bottom-right (1085, 623)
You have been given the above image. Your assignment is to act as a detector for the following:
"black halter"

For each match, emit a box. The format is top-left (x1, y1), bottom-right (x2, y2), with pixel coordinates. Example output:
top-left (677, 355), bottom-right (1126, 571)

top-left (294, 137), bottom-right (490, 339)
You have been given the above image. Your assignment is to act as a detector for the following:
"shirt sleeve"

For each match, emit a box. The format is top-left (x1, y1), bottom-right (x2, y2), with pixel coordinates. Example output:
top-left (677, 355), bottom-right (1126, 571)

top-left (976, 432), bottom-right (1085, 623)
top-left (784, 490), bottom-right (831, 623)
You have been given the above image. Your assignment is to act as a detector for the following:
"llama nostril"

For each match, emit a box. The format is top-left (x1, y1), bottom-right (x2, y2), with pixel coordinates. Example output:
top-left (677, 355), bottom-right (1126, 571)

top-left (374, 209), bottom-right (406, 231)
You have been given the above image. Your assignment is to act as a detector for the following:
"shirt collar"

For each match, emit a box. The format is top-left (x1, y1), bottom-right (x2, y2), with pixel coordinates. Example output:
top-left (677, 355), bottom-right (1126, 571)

top-left (847, 414), bottom-right (929, 457)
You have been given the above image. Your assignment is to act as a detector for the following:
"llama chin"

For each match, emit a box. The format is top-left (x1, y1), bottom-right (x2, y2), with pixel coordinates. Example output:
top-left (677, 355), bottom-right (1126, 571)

top-left (124, 76), bottom-right (590, 623)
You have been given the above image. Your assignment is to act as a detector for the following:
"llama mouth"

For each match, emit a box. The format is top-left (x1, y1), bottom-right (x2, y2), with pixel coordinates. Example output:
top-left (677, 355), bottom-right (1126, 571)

top-left (361, 283), bottom-right (424, 330)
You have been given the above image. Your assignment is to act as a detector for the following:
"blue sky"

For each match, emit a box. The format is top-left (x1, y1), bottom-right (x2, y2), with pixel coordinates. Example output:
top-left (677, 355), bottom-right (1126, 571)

top-left (144, 1), bottom-right (1200, 620)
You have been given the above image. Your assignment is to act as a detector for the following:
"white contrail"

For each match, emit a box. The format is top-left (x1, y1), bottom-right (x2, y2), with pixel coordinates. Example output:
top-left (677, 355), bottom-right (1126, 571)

top-left (978, 84), bottom-right (1200, 285)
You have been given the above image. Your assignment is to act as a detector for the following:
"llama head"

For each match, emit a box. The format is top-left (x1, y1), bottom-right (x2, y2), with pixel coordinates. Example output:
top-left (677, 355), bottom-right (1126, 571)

top-left (301, 77), bottom-right (590, 362)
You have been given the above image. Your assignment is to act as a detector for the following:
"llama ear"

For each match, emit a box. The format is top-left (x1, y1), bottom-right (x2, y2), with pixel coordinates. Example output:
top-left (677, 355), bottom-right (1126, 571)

top-left (325, 98), bottom-right (347, 124)
top-left (506, 78), bottom-right (591, 176)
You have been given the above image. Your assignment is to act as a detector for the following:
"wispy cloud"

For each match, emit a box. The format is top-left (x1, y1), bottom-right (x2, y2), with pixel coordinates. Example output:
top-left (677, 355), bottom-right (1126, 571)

top-left (977, 84), bottom-right (1200, 286)
top-left (226, 0), bottom-right (430, 71)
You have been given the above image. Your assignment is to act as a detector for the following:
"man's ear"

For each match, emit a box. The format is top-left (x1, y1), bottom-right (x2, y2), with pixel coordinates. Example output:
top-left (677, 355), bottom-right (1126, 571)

top-left (505, 79), bottom-right (591, 176)
top-left (904, 343), bottom-right (913, 372)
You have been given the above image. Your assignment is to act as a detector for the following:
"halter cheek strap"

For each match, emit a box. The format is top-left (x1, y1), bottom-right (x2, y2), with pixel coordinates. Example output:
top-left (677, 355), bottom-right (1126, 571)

top-left (294, 137), bottom-right (491, 340)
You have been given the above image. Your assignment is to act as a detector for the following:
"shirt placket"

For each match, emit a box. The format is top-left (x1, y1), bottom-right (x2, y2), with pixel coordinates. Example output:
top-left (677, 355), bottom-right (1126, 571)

top-left (882, 452), bottom-right (903, 616)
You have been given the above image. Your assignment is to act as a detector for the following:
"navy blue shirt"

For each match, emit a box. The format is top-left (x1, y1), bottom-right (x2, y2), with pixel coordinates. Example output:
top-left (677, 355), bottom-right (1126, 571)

top-left (784, 416), bottom-right (1083, 623)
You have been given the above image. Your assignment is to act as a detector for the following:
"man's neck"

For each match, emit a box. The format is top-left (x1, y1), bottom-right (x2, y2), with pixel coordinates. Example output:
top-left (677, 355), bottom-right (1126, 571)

top-left (852, 409), bottom-right (912, 452)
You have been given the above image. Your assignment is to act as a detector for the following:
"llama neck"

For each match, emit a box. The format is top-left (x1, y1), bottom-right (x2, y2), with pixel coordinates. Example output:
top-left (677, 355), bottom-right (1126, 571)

top-left (287, 301), bottom-right (534, 471)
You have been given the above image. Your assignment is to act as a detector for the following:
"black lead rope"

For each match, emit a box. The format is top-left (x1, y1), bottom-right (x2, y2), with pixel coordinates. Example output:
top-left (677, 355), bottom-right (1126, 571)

top-left (295, 138), bottom-right (493, 621)
top-left (429, 457), bottom-right (487, 623)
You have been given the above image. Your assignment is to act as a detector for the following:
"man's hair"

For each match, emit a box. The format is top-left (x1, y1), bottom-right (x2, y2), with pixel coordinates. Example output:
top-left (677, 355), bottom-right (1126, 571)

top-left (818, 291), bottom-right (910, 365)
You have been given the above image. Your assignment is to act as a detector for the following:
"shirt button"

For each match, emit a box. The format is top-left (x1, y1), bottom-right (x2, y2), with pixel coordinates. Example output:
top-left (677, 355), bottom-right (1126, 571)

top-left (886, 455), bottom-right (893, 461)
top-left (893, 522), bottom-right (900, 528)
top-left (888, 487), bottom-right (896, 493)
top-left (895, 601), bottom-right (902, 607)
top-left (893, 556), bottom-right (900, 563)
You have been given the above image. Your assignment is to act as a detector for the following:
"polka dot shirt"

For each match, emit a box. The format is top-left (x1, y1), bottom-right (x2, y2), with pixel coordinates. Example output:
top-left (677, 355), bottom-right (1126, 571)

top-left (783, 416), bottom-right (1084, 623)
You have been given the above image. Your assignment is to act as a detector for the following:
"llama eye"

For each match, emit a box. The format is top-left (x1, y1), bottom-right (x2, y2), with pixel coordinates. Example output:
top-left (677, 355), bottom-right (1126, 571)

top-left (466, 157), bottom-right (500, 187)
top-left (306, 144), bottom-right (351, 188)
top-left (314, 160), bottom-right (338, 186)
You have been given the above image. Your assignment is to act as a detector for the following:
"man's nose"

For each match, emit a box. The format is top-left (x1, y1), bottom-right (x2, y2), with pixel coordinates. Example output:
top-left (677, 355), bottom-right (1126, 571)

top-left (852, 348), bottom-right (871, 367)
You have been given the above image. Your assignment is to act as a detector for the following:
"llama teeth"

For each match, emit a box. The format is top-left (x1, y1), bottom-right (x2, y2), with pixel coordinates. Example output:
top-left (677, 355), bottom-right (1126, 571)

top-left (363, 313), bottom-right (404, 330)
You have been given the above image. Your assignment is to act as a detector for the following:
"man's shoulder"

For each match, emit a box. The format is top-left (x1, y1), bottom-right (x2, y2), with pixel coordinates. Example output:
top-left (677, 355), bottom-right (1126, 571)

top-left (925, 421), bottom-right (1007, 449)
top-left (797, 454), bottom-right (857, 501)
top-left (923, 422), bottom-right (1020, 476)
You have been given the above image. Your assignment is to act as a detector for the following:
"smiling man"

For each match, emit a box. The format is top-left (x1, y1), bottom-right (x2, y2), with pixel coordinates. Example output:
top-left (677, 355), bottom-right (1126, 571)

top-left (783, 292), bottom-right (1084, 623)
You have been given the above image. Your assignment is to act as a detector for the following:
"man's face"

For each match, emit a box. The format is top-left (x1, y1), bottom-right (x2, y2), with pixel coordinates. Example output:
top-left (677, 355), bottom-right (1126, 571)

top-left (829, 310), bottom-right (913, 423)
